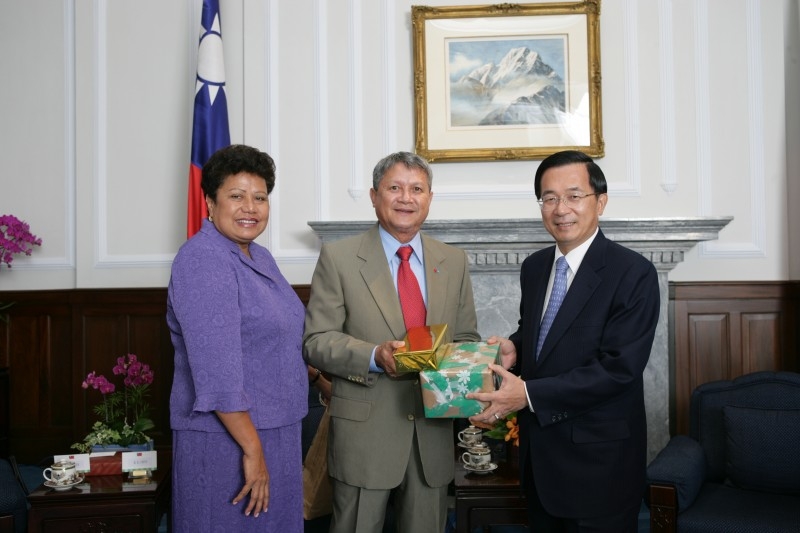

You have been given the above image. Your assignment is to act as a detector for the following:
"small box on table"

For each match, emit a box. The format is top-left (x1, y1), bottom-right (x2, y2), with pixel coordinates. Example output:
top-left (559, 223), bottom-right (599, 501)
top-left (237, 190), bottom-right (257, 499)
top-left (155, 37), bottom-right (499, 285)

top-left (87, 453), bottom-right (123, 476)
top-left (420, 341), bottom-right (500, 418)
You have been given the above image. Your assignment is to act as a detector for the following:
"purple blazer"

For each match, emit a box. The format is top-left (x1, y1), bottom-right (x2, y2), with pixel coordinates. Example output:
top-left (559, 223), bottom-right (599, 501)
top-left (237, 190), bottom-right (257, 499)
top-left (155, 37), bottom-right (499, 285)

top-left (167, 220), bottom-right (308, 432)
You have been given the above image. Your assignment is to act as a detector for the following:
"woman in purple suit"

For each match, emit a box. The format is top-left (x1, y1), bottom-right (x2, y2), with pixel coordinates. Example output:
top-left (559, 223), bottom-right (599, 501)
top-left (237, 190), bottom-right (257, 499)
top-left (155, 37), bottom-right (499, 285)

top-left (167, 144), bottom-right (308, 532)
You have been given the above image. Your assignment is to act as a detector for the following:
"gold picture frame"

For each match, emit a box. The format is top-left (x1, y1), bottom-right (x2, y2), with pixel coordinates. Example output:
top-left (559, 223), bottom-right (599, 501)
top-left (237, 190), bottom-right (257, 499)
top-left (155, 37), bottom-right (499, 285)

top-left (412, 1), bottom-right (603, 162)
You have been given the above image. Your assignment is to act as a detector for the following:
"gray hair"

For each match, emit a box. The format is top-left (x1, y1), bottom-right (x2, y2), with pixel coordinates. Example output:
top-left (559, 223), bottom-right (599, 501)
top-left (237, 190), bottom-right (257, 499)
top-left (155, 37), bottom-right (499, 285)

top-left (371, 152), bottom-right (433, 190)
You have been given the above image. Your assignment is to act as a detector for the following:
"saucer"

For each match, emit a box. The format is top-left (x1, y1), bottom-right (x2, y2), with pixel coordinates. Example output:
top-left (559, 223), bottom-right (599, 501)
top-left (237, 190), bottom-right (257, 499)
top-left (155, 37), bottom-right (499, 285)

top-left (45, 473), bottom-right (85, 491)
top-left (463, 462), bottom-right (498, 474)
top-left (457, 441), bottom-right (483, 448)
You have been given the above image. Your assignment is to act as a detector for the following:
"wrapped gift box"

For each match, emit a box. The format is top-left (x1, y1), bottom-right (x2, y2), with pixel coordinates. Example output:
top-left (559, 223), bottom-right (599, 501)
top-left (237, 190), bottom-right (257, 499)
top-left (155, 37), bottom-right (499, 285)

top-left (392, 324), bottom-right (448, 373)
top-left (419, 341), bottom-right (500, 418)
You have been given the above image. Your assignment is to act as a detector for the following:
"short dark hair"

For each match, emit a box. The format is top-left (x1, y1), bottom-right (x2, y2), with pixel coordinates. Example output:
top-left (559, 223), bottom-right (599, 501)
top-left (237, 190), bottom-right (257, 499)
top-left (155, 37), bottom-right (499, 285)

top-left (201, 144), bottom-right (277, 200)
top-left (372, 152), bottom-right (433, 190)
top-left (534, 150), bottom-right (607, 198)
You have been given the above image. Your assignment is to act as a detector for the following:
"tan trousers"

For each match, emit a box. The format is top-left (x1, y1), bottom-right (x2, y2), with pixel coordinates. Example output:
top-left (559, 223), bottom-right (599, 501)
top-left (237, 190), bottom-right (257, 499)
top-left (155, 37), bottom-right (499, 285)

top-left (328, 436), bottom-right (449, 533)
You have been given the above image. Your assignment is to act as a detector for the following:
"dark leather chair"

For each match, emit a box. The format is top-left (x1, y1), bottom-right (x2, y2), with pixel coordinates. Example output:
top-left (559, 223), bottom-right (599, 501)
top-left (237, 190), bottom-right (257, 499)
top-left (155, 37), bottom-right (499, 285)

top-left (0, 455), bottom-right (47, 533)
top-left (0, 458), bottom-right (25, 533)
top-left (646, 371), bottom-right (800, 532)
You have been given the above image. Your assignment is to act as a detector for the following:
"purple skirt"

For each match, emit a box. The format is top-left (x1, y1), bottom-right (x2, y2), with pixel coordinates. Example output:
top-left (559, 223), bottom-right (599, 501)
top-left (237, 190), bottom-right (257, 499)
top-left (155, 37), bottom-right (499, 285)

top-left (172, 422), bottom-right (303, 533)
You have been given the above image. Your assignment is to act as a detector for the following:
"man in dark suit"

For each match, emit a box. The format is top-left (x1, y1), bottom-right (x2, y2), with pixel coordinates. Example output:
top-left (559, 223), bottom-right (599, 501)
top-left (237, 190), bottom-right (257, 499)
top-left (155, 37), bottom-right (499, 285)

top-left (468, 150), bottom-right (660, 532)
top-left (304, 151), bottom-right (480, 533)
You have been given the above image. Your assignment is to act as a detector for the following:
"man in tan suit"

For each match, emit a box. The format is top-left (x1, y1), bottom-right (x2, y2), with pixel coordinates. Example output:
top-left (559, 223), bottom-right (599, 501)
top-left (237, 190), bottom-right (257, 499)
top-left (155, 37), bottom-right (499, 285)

top-left (303, 152), bottom-right (480, 533)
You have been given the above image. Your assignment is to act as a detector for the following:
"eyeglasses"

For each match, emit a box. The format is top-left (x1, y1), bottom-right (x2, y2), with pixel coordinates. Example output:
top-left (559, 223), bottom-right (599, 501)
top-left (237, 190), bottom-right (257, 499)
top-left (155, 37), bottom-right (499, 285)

top-left (537, 192), bottom-right (599, 211)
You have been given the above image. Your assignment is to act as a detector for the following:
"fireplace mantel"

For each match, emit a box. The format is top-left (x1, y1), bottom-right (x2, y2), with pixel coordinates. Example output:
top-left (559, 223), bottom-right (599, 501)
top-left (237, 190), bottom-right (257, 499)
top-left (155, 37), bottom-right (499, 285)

top-left (310, 217), bottom-right (732, 272)
top-left (308, 217), bottom-right (733, 460)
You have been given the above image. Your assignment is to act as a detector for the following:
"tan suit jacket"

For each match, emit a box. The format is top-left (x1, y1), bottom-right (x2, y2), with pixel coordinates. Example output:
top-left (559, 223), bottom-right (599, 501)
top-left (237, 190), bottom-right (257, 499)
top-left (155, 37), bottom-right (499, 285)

top-left (303, 224), bottom-right (480, 489)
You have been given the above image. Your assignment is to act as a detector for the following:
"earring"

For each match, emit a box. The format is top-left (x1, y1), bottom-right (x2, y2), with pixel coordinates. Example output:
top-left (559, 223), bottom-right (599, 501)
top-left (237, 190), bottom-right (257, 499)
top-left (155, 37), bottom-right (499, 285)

top-left (208, 215), bottom-right (213, 222)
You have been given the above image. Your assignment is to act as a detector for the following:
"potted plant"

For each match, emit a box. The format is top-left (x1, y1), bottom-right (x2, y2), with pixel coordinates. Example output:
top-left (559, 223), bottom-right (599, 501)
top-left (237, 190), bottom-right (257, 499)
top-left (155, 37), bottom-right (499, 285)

top-left (0, 214), bottom-right (42, 269)
top-left (484, 411), bottom-right (520, 465)
top-left (72, 353), bottom-right (155, 452)
top-left (0, 214), bottom-right (42, 322)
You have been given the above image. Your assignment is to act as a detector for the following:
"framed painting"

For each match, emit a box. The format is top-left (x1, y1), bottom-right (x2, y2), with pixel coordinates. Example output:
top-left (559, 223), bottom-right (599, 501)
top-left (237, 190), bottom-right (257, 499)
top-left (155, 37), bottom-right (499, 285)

top-left (412, 1), bottom-right (603, 162)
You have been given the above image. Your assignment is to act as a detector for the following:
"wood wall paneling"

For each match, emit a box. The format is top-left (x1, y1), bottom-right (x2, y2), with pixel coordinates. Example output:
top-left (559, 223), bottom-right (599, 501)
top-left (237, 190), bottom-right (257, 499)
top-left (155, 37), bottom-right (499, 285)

top-left (0, 367), bottom-right (8, 457)
top-left (670, 282), bottom-right (800, 435)
top-left (2, 295), bottom-right (73, 462)
top-left (1, 283), bottom-right (796, 461)
top-left (0, 290), bottom-right (173, 462)
top-left (76, 296), bottom-right (175, 447)
top-left (0, 287), bottom-right (312, 463)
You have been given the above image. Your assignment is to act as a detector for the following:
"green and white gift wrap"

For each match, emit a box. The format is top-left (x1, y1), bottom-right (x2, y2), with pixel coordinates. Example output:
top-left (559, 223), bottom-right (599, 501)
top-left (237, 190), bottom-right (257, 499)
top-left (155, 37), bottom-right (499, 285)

top-left (419, 341), bottom-right (500, 418)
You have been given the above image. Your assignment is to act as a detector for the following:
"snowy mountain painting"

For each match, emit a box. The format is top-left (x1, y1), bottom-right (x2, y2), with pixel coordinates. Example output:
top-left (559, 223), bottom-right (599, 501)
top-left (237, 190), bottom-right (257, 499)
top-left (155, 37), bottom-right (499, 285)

top-left (447, 38), bottom-right (566, 128)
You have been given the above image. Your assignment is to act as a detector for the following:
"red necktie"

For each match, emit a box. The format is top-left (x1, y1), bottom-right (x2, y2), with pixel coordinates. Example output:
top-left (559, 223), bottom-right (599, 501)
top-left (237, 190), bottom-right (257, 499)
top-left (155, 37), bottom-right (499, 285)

top-left (396, 246), bottom-right (427, 329)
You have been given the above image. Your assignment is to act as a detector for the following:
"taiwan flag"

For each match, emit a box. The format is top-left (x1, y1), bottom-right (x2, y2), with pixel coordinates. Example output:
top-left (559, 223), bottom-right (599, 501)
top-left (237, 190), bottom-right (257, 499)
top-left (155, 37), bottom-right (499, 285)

top-left (187, 0), bottom-right (230, 238)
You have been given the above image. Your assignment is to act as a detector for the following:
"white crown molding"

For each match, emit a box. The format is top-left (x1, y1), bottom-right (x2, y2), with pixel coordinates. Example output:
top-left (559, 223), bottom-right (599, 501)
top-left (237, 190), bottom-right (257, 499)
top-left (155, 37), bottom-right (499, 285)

top-left (314, 0), bottom-right (329, 221)
top-left (613, 0), bottom-right (641, 198)
top-left (94, 1), bottom-right (179, 267)
top-left (42, 0), bottom-right (79, 271)
top-left (696, 0), bottom-right (766, 258)
top-left (264, 0), bottom-right (320, 260)
top-left (695, 0), bottom-right (712, 217)
top-left (93, 0), bottom-right (211, 268)
top-left (347, 0), bottom-right (365, 200)
top-left (382, 0), bottom-right (397, 155)
top-left (261, 0), bottom-right (278, 252)
top-left (94, 0), bottom-right (110, 267)
top-left (658, 0), bottom-right (677, 194)
top-left (742, 0), bottom-right (766, 253)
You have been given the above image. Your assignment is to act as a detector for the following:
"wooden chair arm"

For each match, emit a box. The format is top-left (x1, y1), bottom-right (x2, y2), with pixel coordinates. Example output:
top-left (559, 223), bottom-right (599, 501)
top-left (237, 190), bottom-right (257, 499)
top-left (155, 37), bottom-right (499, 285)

top-left (0, 514), bottom-right (14, 533)
top-left (649, 483), bottom-right (677, 533)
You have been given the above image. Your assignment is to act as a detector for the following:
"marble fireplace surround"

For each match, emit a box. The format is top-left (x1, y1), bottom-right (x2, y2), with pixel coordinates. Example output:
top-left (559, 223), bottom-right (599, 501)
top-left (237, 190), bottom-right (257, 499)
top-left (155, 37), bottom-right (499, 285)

top-left (309, 217), bottom-right (733, 461)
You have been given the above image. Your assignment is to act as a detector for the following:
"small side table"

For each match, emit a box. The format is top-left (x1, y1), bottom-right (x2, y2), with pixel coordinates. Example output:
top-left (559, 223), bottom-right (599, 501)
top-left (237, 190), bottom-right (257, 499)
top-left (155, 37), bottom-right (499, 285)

top-left (453, 451), bottom-right (528, 533)
top-left (26, 450), bottom-right (170, 533)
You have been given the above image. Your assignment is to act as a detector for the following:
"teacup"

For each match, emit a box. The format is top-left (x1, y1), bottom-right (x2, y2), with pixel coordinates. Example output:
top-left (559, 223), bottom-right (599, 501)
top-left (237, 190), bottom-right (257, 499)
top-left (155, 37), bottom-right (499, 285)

top-left (457, 425), bottom-right (482, 446)
top-left (43, 461), bottom-right (76, 484)
top-left (461, 446), bottom-right (492, 468)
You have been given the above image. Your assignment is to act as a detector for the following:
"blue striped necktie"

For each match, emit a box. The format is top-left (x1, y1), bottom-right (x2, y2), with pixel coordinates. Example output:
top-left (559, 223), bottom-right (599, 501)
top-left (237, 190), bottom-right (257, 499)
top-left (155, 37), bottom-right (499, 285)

top-left (536, 256), bottom-right (568, 359)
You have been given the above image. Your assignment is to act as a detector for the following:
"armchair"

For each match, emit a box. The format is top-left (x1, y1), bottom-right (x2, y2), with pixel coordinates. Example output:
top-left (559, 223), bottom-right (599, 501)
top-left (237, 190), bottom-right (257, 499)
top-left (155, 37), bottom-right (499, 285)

top-left (0, 458), bottom-right (25, 533)
top-left (646, 371), bottom-right (800, 532)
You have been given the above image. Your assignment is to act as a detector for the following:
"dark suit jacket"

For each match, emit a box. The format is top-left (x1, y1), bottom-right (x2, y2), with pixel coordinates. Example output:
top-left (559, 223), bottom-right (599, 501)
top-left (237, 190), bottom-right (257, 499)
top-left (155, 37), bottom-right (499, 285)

top-left (303, 224), bottom-right (480, 490)
top-left (510, 229), bottom-right (659, 518)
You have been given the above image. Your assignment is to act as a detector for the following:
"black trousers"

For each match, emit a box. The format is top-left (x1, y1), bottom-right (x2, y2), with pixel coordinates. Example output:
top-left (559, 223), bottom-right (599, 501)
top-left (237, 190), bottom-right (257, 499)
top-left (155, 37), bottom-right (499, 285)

top-left (522, 457), bottom-right (640, 533)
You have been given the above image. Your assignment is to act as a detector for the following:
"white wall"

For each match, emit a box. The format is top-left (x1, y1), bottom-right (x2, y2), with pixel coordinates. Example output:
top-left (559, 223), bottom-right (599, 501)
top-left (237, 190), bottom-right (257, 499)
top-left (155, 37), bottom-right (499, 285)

top-left (0, 0), bottom-right (797, 290)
